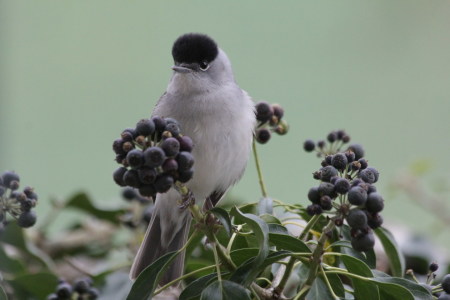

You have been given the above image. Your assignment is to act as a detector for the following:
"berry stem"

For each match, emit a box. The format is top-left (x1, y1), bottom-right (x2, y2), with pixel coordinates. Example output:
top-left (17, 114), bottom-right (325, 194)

top-left (252, 138), bottom-right (269, 198)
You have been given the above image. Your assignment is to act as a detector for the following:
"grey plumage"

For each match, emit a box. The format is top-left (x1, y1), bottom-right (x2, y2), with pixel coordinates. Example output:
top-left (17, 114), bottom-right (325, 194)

top-left (129, 33), bottom-right (256, 285)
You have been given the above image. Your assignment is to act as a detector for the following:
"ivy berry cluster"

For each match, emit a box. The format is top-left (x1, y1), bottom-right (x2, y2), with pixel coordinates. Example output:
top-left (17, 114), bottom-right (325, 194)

top-left (254, 101), bottom-right (288, 144)
top-left (0, 171), bottom-right (38, 229)
top-left (46, 277), bottom-right (99, 300)
top-left (304, 131), bottom-right (384, 252)
top-left (112, 117), bottom-right (194, 198)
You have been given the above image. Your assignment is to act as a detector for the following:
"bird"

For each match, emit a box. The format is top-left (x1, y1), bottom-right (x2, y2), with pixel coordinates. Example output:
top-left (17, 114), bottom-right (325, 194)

top-left (129, 33), bottom-right (256, 285)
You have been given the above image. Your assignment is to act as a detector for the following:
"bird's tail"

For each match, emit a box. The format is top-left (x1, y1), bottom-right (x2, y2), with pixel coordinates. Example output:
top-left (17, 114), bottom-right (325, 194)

top-left (129, 189), bottom-right (191, 285)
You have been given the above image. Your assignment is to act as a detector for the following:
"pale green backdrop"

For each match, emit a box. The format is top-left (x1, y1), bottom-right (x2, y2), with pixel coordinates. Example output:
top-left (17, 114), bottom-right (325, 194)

top-left (1, 1), bottom-right (449, 248)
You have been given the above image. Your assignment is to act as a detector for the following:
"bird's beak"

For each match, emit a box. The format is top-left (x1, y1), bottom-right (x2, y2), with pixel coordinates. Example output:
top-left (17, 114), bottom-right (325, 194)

top-left (172, 63), bottom-right (198, 73)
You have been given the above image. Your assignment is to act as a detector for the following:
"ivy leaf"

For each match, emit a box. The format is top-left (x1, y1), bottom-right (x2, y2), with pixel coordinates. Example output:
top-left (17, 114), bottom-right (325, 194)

top-left (210, 207), bottom-right (232, 237)
top-left (370, 277), bottom-right (432, 300)
top-left (307, 276), bottom-right (336, 300)
top-left (65, 192), bottom-right (125, 223)
top-left (9, 272), bottom-right (58, 299)
top-left (126, 251), bottom-right (179, 300)
top-left (230, 207), bottom-right (269, 286)
top-left (268, 223), bottom-right (289, 235)
top-left (268, 233), bottom-right (310, 253)
top-left (341, 254), bottom-right (380, 300)
top-left (375, 227), bottom-right (405, 277)
top-left (180, 273), bottom-right (217, 300)
top-left (200, 280), bottom-right (251, 300)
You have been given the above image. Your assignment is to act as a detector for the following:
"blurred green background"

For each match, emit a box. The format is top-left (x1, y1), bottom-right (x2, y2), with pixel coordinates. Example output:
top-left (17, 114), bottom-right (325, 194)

top-left (1, 2), bottom-right (449, 248)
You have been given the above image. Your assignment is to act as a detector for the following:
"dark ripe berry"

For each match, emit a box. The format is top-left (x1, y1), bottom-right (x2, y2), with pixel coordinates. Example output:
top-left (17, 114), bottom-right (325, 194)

top-left (317, 140), bottom-right (325, 149)
top-left (165, 123), bottom-right (181, 137)
top-left (115, 154), bottom-right (126, 165)
top-left (336, 130), bottom-right (346, 140)
top-left (429, 262), bottom-right (439, 272)
top-left (360, 167), bottom-right (379, 184)
top-left (123, 169), bottom-right (141, 188)
top-left (351, 161), bottom-right (361, 171)
top-left (303, 140), bottom-right (315, 152)
top-left (113, 167), bottom-right (128, 186)
top-left (346, 209), bottom-right (368, 229)
top-left (138, 184), bottom-right (156, 197)
top-left (367, 212), bottom-right (383, 229)
top-left (122, 128), bottom-right (137, 138)
top-left (20, 198), bottom-right (35, 212)
top-left (331, 153), bottom-right (348, 171)
top-left (330, 176), bottom-right (339, 184)
top-left (366, 192), bottom-right (384, 213)
top-left (347, 186), bottom-right (368, 206)
top-left (367, 185), bottom-right (377, 194)
top-left (307, 186), bottom-right (320, 204)
top-left (87, 287), bottom-right (100, 299)
top-left (342, 135), bottom-right (350, 143)
top-left (152, 116), bottom-right (167, 133)
top-left (345, 150), bottom-right (356, 163)
top-left (126, 149), bottom-right (144, 169)
top-left (272, 104), bottom-right (284, 119)
top-left (320, 195), bottom-right (333, 210)
top-left (9, 180), bottom-right (20, 191)
top-left (56, 282), bottom-right (73, 299)
top-left (325, 155), bottom-right (333, 165)
top-left (327, 131), bottom-right (337, 143)
top-left (162, 158), bottom-right (178, 173)
top-left (2, 171), bottom-right (20, 189)
top-left (154, 175), bottom-right (174, 193)
top-left (47, 293), bottom-right (58, 300)
top-left (121, 130), bottom-right (134, 142)
top-left (73, 278), bottom-right (91, 294)
top-left (318, 182), bottom-right (336, 198)
top-left (177, 168), bottom-right (194, 183)
top-left (351, 178), bottom-right (363, 187)
top-left (438, 292), bottom-right (450, 300)
top-left (161, 137), bottom-right (180, 157)
top-left (144, 147), bottom-right (166, 168)
top-left (178, 136), bottom-right (194, 152)
top-left (177, 152), bottom-right (194, 171)
top-left (313, 171), bottom-right (321, 180)
top-left (122, 141), bottom-right (135, 153)
top-left (23, 186), bottom-right (38, 200)
top-left (165, 117), bottom-right (179, 126)
top-left (255, 101), bottom-right (274, 123)
top-left (351, 230), bottom-right (375, 252)
top-left (256, 128), bottom-right (271, 144)
top-left (113, 139), bottom-right (125, 155)
top-left (321, 160), bottom-right (328, 167)
top-left (334, 178), bottom-right (351, 194)
top-left (358, 158), bottom-right (368, 170)
top-left (17, 210), bottom-right (37, 228)
top-left (306, 204), bottom-right (323, 216)
top-left (347, 144), bottom-right (365, 160)
top-left (135, 119), bottom-right (155, 136)
top-left (138, 167), bottom-right (157, 184)
top-left (441, 274), bottom-right (450, 294)
top-left (320, 166), bottom-right (338, 182)
top-left (122, 187), bottom-right (137, 201)
top-left (142, 205), bottom-right (154, 223)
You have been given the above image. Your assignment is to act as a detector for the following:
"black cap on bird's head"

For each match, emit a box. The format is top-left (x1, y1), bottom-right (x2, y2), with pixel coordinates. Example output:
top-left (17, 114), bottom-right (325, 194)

top-left (172, 33), bottom-right (219, 65)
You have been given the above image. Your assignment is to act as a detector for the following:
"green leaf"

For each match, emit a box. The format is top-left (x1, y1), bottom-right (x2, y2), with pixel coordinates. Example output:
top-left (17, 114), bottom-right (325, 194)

top-left (268, 233), bottom-right (310, 253)
top-left (0, 284), bottom-right (8, 300)
top-left (237, 202), bottom-right (257, 214)
top-left (307, 276), bottom-right (335, 300)
top-left (0, 244), bottom-right (25, 274)
top-left (10, 272), bottom-right (58, 299)
top-left (180, 273), bottom-right (217, 300)
top-left (257, 197), bottom-right (273, 215)
top-left (259, 214), bottom-right (281, 225)
top-left (66, 192), bottom-right (125, 223)
top-left (341, 254), bottom-right (380, 300)
top-left (210, 207), bottom-right (232, 237)
top-left (230, 248), bottom-right (260, 266)
top-left (375, 227), bottom-right (405, 277)
top-left (370, 277), bottom-right (432, 300)
top-left (268, 223), bottom-right (289, 235)
top-left (230, 207), bottom-right (269, 286)
top-left (323, 272), bottom-right (345, 298)
top-left (126, 251), bottom-right (179, 300)
top-left (200, 280), bottom-right (251, 300)
top-left (340, 225), bottom-right (376, 268)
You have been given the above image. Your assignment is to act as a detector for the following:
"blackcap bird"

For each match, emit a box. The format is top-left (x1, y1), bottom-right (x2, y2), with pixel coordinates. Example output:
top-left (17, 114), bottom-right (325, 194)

top-left (129, 33), bottom-right (256, 285)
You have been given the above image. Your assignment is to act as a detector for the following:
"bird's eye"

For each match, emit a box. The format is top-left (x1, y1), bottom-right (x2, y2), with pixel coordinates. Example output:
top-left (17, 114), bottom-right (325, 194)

top-left (199, 61), bottom-right (209, 71)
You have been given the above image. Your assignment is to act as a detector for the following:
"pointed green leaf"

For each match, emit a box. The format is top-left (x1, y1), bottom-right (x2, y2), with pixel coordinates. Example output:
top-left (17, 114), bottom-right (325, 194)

top-left (66, 192), bottom-right (125, 223)
top-left (230, 207), bottom-right (269, 286)
top-left (341, 254), bottom-right (380, 300)
top-left (375, 227), bottom-right (405, 277)
top-left (307, 276), bottom-right (335, 300)
top-left (0, 244), bottom-right (25, 274)
top-left (323, 272), bottom-right (345, 298)
top-left (260, 214), bottom-right (281, 224)
top-left (180, 273), bottom-right (218, 300)
top-left (268, 223), bottom-right (289, 235)
top-left (269, 233), bottom-right (310, 253)
top-left (210, 207), bottom-right (232, 237)
top-left (230, 248), bottom-right (260, 266)
top-left (126, 251), bottom-right (179, 300)
top-left (370, 277), bottom-right (432, 300)
top-left (9, 272), bottom-right (58, 299)
top-left (257, 197), bottom-right (273, 215)
top-left (200, 280), bottom-right (251, 300)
